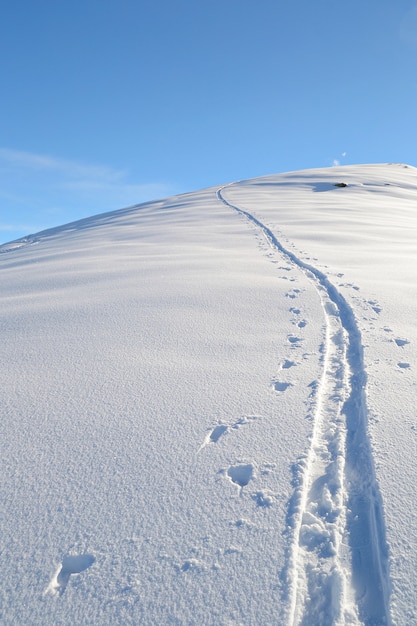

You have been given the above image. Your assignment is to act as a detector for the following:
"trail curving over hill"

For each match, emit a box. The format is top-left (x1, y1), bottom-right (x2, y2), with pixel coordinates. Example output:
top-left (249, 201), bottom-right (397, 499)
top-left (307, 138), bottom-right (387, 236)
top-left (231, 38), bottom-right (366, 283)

top-left (217, 184), bottom-right (391, 626)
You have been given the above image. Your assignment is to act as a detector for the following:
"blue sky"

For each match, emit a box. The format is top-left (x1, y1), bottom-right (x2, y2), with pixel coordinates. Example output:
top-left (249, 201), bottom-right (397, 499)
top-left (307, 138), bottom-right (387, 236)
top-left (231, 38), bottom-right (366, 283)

top-left (1, 0), bottom-right (417, 243)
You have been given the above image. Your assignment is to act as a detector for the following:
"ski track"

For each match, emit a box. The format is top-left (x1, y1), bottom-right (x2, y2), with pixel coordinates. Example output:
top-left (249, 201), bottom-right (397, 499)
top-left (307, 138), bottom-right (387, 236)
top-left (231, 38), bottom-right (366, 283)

top-left (217, 185), bottom-right (391, 626)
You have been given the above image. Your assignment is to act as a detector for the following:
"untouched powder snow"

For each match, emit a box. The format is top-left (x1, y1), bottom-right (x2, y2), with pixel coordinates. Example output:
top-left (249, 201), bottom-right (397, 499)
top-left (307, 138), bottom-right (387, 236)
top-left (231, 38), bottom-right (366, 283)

top-left (1, 164), bottom-right (417, 625)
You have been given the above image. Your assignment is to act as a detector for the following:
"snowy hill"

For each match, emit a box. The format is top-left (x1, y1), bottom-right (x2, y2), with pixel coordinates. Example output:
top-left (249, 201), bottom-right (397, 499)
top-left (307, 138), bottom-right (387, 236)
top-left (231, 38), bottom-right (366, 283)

top-left (1, 163), bottom-right (416, 625)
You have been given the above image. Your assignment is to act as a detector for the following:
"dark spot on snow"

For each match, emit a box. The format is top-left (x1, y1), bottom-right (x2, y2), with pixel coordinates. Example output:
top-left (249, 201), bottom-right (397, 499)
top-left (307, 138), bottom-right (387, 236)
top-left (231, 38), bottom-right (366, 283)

top-left (311, 182), bottom-right (347, 192)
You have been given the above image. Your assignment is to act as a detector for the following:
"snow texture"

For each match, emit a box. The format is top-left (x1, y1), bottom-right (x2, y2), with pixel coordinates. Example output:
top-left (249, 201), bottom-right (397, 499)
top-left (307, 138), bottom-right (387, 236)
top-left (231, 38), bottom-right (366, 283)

top-left (1, 163), bottom-right (417, 625)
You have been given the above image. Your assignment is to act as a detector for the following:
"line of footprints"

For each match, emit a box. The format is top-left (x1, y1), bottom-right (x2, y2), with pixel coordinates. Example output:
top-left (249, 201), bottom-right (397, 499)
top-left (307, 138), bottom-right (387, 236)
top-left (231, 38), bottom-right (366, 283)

top-left (198, 279), bottom-right (307, 510)
top-left (272, 279), bottom-right (307, 394)
top-left (337, 275), bottom-right (412, 371)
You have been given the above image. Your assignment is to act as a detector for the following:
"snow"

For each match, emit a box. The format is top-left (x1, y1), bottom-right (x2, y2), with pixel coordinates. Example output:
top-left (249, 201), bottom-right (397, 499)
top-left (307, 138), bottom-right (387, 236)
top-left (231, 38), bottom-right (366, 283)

top-left (1, 163), bottom-right (416, 625)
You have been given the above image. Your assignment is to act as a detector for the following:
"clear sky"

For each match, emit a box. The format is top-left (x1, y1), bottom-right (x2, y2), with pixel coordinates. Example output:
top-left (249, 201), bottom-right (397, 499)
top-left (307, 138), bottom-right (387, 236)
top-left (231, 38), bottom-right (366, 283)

top-left (1, 0), bottom-right (417, 244)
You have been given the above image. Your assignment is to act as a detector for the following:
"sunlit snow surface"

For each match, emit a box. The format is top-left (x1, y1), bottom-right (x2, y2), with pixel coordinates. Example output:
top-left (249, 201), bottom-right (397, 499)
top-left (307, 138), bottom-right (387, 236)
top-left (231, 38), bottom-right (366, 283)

top-left (1, 164), bottom-right (416, 625)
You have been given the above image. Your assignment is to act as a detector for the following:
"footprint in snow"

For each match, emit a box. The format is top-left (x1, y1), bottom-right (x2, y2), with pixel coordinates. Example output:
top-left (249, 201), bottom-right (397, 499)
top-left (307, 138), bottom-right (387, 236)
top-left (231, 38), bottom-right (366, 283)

top-left (398, 362), bottom-right (410, 369)
top-left (272, 380), bottom-right (292, 393)
top-left (394, 338), bottom-right (410, 348)
top-left (368, 299), bottom-right (382, 314)
top-left (288, 335), bottom-right (303, 346)
top-left (341, 282), bottom-right (360, 291)
top-left (208, 424), bottom-right (228, 443)
top-left (198, 417), bottom-right (257, 452)
top-left (45, 554), bottom-right (95, 597)
top-left (227, 464), bottom-right (254, 490)
top-left (281, 359), bottom-right (296, 369)
top-left (198, 424), bottom-right (228, 451)
top-left (285, 288), bottom-right (302, 300)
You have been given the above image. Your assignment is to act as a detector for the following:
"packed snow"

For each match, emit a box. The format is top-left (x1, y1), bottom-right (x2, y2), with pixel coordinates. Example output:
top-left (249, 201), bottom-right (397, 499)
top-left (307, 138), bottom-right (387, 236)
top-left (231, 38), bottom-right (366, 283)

top-left (1, 163), bottom-right (416, 625)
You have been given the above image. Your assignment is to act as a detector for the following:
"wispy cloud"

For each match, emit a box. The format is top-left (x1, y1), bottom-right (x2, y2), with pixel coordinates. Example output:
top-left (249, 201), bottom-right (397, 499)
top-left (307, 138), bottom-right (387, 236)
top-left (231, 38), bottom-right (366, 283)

top-left (0, 148), bottom-right (125, 182)
top-left (0, 147), bottom-right (176, 198)
top-left (0, 147), bottom-right (178, 244)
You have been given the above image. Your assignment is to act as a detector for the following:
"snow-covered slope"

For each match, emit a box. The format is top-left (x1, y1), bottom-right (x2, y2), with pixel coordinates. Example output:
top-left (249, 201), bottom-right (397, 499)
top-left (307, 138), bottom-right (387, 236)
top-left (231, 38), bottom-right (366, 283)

top-left (1, 164), bottom-right (416, 625)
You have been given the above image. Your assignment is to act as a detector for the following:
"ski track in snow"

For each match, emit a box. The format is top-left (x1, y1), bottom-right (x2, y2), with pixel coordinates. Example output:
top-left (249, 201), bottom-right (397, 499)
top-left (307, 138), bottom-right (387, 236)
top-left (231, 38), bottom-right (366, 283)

top-left (217, 185), bottom-right (391, 626)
